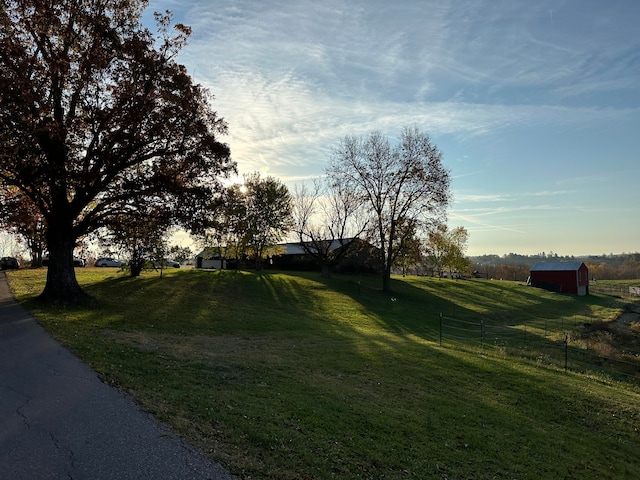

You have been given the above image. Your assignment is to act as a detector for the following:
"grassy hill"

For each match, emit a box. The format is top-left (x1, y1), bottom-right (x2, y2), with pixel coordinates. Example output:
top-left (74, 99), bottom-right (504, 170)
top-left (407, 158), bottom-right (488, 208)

top-left (8, 269), bottom-right (640, 479)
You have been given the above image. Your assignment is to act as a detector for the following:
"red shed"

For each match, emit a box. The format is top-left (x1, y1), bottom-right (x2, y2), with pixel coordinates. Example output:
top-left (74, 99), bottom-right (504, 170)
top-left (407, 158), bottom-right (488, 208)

top-left (529, 261), bottom-right (589, 296)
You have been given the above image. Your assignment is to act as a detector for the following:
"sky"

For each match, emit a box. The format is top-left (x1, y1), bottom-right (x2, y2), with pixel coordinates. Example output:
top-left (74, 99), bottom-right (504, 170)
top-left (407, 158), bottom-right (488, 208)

top-left (144, 0), bottom-right (640, 257)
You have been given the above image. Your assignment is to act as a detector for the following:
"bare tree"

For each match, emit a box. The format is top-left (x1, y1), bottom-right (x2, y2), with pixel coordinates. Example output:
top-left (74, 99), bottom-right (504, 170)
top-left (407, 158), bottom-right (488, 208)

top-left (293, 177), bottom-right (367, 277)
top-left (327, 127), bottom-right (451, 291)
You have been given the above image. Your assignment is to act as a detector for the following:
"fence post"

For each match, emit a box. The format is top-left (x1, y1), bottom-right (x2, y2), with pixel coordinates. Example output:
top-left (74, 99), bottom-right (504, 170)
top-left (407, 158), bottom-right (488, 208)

top-left (564, 332), bottom-right (569, 372)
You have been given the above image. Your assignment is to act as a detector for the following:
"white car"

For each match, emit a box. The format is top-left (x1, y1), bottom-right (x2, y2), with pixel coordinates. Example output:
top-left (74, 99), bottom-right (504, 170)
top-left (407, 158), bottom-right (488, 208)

top-left (153, 259), bottom-right (181, 268)
top-left (94, 257), bottom-right (125, 267)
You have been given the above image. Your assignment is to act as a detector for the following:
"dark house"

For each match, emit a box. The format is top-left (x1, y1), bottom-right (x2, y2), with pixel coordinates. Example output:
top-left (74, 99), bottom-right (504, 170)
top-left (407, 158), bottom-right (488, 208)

top-left (195, 239), bottom-right (382, 274)
top-left (528, 261), bottom-right (589, 296)
top-left (272, 238), bottom-right (382, 274)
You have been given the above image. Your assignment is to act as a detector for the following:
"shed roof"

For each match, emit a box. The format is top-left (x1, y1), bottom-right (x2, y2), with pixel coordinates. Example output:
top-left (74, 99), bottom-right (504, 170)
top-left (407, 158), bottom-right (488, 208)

top-left (530, 261), bottom-right (585, 272)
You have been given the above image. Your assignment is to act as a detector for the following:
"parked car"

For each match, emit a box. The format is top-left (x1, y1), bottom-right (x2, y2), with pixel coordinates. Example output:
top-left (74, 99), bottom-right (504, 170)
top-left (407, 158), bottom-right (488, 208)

top-left (42, 256), bottom-right (87, 267)
top-left (94, 257), bottom-right (125, 267)
top-left (152, 259), bottom-right (181, 268)
top-left (0, 257), bottom-right (19, 270)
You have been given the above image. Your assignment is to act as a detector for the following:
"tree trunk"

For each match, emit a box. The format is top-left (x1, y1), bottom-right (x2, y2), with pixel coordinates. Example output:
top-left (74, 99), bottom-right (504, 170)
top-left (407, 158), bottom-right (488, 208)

top-left (320, 263), bottom-right (331, 278)
top-left (30, 249), bottom-right (44, 268)
top-left (382, 242), bottom-right (393, 292)
top-left (382, 268), bottom-right (392, 292)
top-left (38, 225), bottom-right (92, 305)
top-left (130, 261), bottom-right (144, 277)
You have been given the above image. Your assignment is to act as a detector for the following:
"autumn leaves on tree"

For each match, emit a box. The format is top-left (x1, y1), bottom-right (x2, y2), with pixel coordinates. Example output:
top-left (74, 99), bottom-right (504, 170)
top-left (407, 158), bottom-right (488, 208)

top-left (0, 0), bottom-right (234, 302)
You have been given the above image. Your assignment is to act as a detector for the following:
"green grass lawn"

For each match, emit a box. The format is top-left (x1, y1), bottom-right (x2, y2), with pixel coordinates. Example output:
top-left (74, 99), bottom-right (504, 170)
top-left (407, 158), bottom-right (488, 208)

top-left (8, 268), bottom-right (640, 479)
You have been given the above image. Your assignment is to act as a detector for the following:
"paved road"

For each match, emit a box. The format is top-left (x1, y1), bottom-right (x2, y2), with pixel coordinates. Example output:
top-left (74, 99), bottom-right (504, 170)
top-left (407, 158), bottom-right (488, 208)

top-left (0, 272), bottom-right (234, 480)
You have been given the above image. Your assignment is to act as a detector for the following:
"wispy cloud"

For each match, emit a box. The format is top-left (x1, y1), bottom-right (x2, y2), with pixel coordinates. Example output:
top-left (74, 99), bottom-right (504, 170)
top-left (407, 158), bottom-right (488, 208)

top-left (146, 0), bottom-right (640, 177)
top-left (206, 76), bottom-right (630, 176)
top-left (449, 212), bottom-right (530, 235)
top-left (144, 0), bottom-right (640, 255)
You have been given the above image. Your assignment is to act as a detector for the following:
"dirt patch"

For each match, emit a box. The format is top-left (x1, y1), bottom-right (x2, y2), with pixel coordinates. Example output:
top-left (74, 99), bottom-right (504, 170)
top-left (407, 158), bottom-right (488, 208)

top-left (608, 304), bottom-right (640, 333)
top-left (582, 303), bottom-right (640, 361)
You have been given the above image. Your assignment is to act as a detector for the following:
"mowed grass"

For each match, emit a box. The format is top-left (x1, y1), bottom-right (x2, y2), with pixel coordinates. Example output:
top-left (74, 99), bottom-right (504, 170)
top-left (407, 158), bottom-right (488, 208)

top-left (8, 268), bottom-right (640, 479)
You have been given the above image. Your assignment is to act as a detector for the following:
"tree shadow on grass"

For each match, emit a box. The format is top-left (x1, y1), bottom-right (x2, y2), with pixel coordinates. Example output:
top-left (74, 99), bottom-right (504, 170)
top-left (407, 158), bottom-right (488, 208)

top-left (75, 268), bottom-right (625, 340)
top-left (22, 268), bottom-right (640, 478)
top-left (56, 268), bottom-right (640, 384)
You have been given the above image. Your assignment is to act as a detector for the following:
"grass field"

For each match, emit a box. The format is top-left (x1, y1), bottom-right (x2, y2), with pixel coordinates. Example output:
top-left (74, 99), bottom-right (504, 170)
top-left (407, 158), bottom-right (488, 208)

top-left (8, 268), bottom-right (640, 479)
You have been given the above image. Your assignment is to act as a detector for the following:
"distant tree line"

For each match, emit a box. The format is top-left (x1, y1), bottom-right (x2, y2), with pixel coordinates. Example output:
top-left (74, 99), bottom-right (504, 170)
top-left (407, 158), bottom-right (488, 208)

top-left (584, 253), bottom-right (640, 280)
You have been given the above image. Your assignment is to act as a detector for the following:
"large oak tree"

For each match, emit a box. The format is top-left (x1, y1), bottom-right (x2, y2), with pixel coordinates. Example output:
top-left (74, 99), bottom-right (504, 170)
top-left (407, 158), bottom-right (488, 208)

top-left (0, 0), bottom-right (235, 303)
top-left (327, 127), bottom-right (451, 291)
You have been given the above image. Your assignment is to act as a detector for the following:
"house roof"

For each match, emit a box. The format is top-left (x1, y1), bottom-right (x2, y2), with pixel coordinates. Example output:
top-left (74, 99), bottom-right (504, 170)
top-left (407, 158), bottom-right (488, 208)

top-left (279, 243), bottom-right (307, 255)
top-left (530, 261), bottom-right (585, 272)
top-left (279, 238), bottom-right (354, 255)
top-left (196, 238), bottom-right (356, 258)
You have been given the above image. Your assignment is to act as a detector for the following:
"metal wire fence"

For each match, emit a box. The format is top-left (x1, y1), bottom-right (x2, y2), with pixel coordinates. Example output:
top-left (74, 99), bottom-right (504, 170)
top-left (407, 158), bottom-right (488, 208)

top-left (590, 284), bottom-right (640, 298)
top-left (436, 313), bottom-right (640, 385)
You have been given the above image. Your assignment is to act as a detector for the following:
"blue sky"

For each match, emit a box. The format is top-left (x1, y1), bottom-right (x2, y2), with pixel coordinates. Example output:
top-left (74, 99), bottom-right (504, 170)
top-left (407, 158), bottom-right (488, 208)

top-left (145, 0), bottom-right (640, 256)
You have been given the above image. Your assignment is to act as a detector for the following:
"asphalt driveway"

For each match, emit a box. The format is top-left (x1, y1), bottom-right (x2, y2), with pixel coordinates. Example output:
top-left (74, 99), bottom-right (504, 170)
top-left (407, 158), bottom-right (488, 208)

top-left (0, 272), bottom-right (234, 480)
